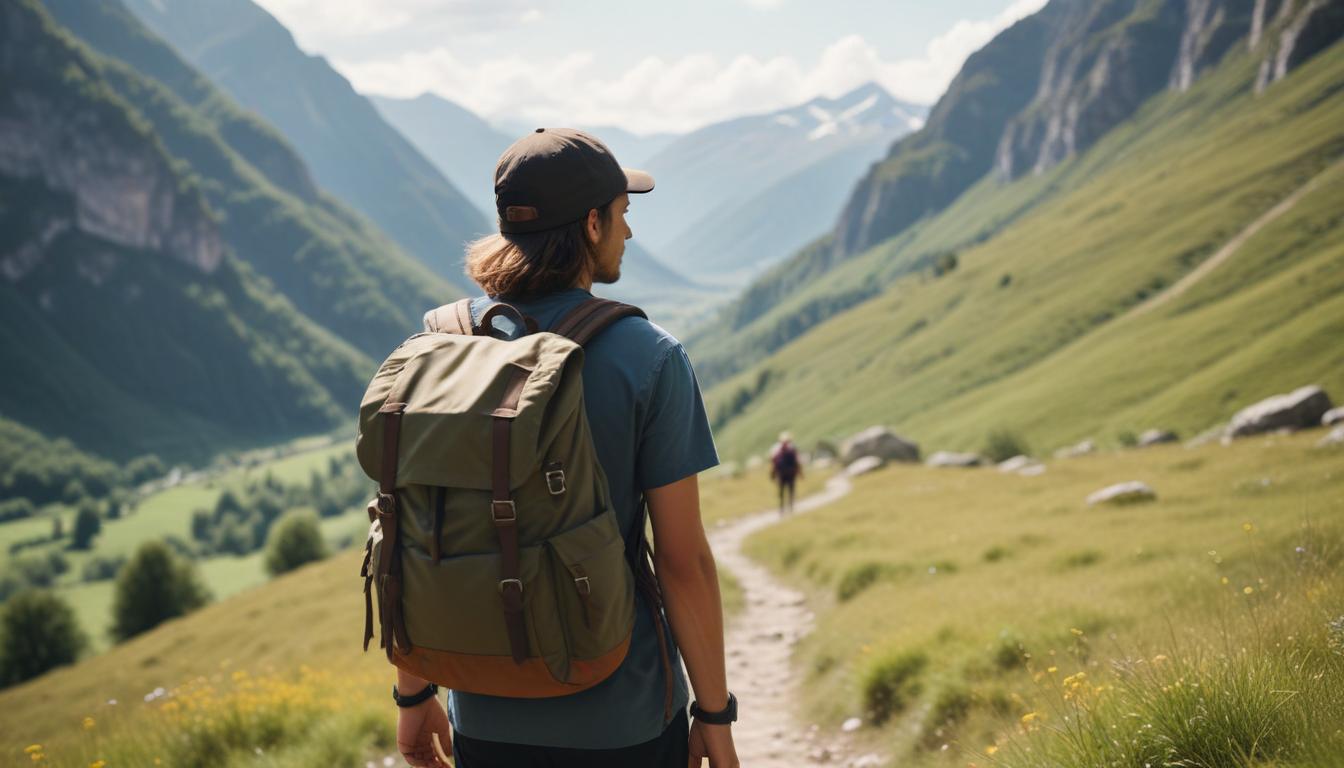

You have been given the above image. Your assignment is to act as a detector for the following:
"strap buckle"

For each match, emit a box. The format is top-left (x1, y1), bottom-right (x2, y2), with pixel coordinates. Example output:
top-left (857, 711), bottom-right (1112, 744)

top-left (573, 575), bottom-right (591, 594)
top-left (498, 578), bottom-right (524, 595)
top-left (545, 469), bottom-right (566, 495)
top-left (490, 500), bottom-right (516, 523)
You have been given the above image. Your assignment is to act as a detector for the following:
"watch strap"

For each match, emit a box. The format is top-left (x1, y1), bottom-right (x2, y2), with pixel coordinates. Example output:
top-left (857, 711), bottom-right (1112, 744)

top-left (689, 692), bottom-right (737, 725)
top-left (392, 681), bottom-right (439, 708)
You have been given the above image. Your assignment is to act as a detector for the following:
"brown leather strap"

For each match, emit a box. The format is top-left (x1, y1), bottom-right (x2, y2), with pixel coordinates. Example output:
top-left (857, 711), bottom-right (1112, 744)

top-left (453, 298), bottom-right (473, 334)
top-left (360, 543), bottom-right (375, 651)
top-left (634, 533), bottom-right (674, 724)
top-left (491, 366), bottom-right (532, 664)
top-left (551, 298), bottom-right (647, 347)
top-left (477, 302), bottom-right (539, 337)
top-left (375, 403), bottom-right (411, 661)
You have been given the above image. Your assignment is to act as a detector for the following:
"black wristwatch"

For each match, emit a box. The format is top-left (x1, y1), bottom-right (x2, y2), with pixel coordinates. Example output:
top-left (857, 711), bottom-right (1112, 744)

top-left (392, 682), bottom-right (439, 708)
top-left (689, 692), bottom-right (737, 725)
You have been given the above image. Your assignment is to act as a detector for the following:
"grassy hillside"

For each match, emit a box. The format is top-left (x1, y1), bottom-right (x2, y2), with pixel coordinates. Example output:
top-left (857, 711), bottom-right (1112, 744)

top-left (0, 465), bottom-right (790, 764)
top-left (704, 42), bottom-right (1344, 460)
top-left (742, 431), bottom-right (1344, 766)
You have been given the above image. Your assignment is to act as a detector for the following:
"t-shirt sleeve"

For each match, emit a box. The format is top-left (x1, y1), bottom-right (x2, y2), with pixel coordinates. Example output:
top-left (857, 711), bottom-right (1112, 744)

top-left (635, 343), bottom-right (720, 491)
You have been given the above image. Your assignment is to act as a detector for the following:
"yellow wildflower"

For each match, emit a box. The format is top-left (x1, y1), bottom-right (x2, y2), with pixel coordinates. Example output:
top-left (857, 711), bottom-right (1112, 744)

top-left (1244, 586), bottom-right (1254, 595)
top-left (1243, 522), bottom-right (1254, 532)
top-left (1021, 712), bottom-right (1039, 724)
top-left (25, 746), bottom-right (42, 755)
top-left (1153, 655), bottom-right (1168, 664)
top-left (1220, 577), bottom-right (1229, 585)
top-left (985, 745), bottom-right (999, 755)
top-left (1047, 666), bottom-right (1058, 673)
top-left (82, 716), bottom-right (95, 730)
top-left (90, 761), bottom-right (106, 768)
top-left (1070, 628), bottom-right (1084, 636)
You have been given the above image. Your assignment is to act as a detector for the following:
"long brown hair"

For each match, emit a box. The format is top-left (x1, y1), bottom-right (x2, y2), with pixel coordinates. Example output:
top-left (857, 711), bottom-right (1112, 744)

top-left (466, 201), bottom-right (613, 299)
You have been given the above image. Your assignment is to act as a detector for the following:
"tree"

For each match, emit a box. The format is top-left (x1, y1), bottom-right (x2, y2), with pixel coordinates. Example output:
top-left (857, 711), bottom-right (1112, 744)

top-left (111, 541), bottom-right (210, 642)
top-left (70, 501), bottom-right (102, 550)
top-left (0, 590), bottom-right (87, 687)
top-left (265, 512), bottom-right (329, 577)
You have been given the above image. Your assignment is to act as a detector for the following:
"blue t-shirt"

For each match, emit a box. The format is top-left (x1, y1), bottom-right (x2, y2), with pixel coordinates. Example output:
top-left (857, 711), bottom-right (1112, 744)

top-left (446, 287), bottom-right (720, 749)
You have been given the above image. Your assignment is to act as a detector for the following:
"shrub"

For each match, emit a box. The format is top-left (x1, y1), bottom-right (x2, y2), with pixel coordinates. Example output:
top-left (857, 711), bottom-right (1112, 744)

top-left (111, 540), bottom-right (210, 641)
top-left (920, 684), bottom-right (973, 749)
top-left (0, 498), bottom-right (36, 522)
top-left (70, 500), bottom-right (102, 550)
top-left (862, 649), bottom-right (928, 724)
top-left (265, 512), bottom-right (329, 577)
top-left (1118, 430), bottom-right (1139, 448)
top-left (62, 478), bottom-right (88, 505)
top-left (0, 589), bottom-right (87, 687)
top-left (124, 454), bottom-right (166, 485)
top-left (81, 554), bottom-right (127, 582)
top-left (837, 561), bottom-right (899, 601)
top-left (984, 429), bottom-right (1030, 463)
top-left (992, 630), bottom-right (1029, 671)
top-left (1058, 549), bottom-right (1104, 570)
top-left (983, 545), bottom-right (1012, 563)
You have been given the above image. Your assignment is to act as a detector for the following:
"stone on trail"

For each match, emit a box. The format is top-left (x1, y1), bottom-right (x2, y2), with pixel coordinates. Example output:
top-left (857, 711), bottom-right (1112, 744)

top-left (1319, 425), bottom-right (1344, 447)
top-left (841, 716), bottom-right (862, 732)
top-left (1323, 407), bottom-right (1344, 427)
top-left (851, 755), bottom-right (883, 768)
top-left (1087, 481), bottom-right (1157, 506)
top-left (1055, 439), bottom-right (1097, 459)
top-left (1138, 429), bottom-right (1179, 447)
top-left (840, 426), bottom-right (920, 464)
top-left (1225, 385), bottom-right (1333, 440)
top-left (926, 451), bottom-right (984, 467)
top-left (998, 455), bottom-right (1034, 472)
top-left (845, 455), bottom-right (885, 477)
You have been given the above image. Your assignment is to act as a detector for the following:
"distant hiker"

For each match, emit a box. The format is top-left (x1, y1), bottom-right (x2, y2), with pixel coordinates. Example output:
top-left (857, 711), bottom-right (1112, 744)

top-left (378, 129), bottom-right (740, 768)
top-left (770, 432), bottom-right (803, 516)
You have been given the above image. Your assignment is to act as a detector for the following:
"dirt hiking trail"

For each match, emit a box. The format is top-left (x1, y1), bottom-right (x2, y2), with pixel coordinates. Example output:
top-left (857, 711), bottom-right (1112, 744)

top-left (707, 474), bottom-right (882, 767)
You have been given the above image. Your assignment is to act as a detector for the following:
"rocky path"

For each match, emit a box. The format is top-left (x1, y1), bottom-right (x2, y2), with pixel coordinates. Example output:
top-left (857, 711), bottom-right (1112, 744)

top-left (1132, 157), bottom-right (1342, 317)
top-left (706, 475), bottom-right (878, 767)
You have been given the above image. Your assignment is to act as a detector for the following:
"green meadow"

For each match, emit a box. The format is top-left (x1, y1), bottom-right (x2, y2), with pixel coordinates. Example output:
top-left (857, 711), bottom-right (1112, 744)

top-left (744, 430), bottom-right (1344, 766)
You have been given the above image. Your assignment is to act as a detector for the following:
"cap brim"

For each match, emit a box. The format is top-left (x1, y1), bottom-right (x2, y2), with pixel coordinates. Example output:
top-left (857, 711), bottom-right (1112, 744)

top-left (624, 168), bottom-right (655, 194)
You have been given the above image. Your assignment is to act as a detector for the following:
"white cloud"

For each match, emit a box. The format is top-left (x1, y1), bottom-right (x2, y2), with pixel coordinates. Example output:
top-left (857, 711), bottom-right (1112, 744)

top-left (520, 8), bottom-right (543, 23)
top-left (332, 0), bottom-right (1049, 134)
top-left (742, 0), bottom-right (786, 8)
top-left (252, 0), bottom-right (544, 52)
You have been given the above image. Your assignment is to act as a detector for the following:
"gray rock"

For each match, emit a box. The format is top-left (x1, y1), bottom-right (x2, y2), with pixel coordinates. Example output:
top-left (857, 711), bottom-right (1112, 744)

top-left (998, 455), bottom-right (1035, 473)
top-left (927, 451), bottom-right (984, 468)
top-left (1138, 429), bottom-right (1179, 447)
top-left (1185, 425), bottom-right (1224, 449)
top-left (1018, 463), bottom-right (1047, 477)
top-left (840, 426), bottom-right (920, 464)
top-left (841, 716), bottom-right (863, 733)
top-left (1054, 439), bottom-right (1097, 459)
top-left (1086, 481), bottom-right (1157, 506)
top-left (845, 456), bottom-right (885, 477)
top-left (1323, 407), bottom-right (1344, 427)
top-left (1226, 385), bottom-right (1333, 439)
top-left (1319, 425), bottom-right (1344, 448)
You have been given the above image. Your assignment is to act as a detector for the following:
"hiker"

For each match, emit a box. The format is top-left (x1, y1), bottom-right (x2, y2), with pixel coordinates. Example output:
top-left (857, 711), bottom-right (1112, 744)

top-left (392, 129), bottom-right (740, 768)
top-left (769, 432), bottom-right (803, 516)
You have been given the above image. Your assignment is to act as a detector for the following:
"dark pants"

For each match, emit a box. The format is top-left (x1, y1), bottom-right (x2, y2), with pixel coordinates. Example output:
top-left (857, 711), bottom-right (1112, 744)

top-left (777, 474), bottom-right (796, 513)
top-left (452, 709), bottom-right (689, 767)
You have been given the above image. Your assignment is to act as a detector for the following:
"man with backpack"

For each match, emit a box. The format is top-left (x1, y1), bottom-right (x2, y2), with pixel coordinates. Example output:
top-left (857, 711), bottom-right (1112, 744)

top-left (769, 432), bottom-right (802, 516)
top-left (365, 128), bottom-right (739, 768)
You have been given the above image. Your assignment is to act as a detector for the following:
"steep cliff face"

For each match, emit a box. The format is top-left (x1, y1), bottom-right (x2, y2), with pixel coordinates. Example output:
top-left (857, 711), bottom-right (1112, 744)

top-left (831, 0), bottom-right (1343, 263)
top-left (832, 9), bottom-right (1056, 258)
top-left (0, 1), bottom-right (222, 280)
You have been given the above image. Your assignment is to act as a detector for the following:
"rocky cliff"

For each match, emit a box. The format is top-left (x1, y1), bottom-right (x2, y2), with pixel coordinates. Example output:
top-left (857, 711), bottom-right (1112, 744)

top-left (0, 1), bottom-right (222, 281)
top-left (831, 0), bottom-right (1343, 260)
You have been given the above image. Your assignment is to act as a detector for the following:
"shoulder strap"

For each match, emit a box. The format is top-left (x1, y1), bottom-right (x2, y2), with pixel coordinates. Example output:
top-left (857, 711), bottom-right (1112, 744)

top-left (550, 298), bottom-right (646, 347)
top-left (422, 298), bottom-right (474, 335)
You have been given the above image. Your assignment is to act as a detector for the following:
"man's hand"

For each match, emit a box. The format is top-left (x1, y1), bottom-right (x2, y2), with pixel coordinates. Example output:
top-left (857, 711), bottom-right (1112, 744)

top-left (687, 719), bottom-right (739, 768)
top-left (397, 696), bottom-right (452, 767)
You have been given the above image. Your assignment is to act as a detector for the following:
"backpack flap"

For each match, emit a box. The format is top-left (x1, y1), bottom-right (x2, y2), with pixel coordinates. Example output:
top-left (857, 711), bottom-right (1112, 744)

top-left (357, 332), bottom-right (585, 491)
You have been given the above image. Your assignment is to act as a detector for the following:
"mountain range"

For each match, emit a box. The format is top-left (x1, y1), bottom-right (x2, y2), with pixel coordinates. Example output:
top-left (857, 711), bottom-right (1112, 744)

top-left (119, 0), bottom-right (489, 287)
top-left (692, 0), bottom-right (1344, 458)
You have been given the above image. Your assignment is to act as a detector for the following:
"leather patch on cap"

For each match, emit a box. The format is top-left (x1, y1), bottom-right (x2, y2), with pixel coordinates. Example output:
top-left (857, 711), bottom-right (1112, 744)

top-left (505, 205), bottom-right (539, 222)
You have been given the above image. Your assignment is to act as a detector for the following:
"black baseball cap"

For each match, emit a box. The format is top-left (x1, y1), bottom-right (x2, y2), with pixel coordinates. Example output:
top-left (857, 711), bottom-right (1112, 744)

top-left (494, 128), bottom-right (655, 234)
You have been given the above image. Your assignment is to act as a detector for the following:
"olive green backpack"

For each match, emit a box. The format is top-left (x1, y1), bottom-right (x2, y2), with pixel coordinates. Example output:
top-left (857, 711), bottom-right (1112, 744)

top-left (356, 297), bottom-right (672, 713)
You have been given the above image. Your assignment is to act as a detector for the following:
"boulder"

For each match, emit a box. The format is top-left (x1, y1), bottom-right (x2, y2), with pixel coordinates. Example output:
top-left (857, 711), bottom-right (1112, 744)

top-left (997, 455), bottom-right (1035, 473)
top-left (1086, 481), bottom-right (1157, 506)
top-left (840, 426), bottom-right (920, 464)
top-left (845, 456), bottom-right (885, 477)
top-left (1225, 385), bottom-right (1333, 439)
top-left (1138, 429), bottom-right (1179, 447)
top-left (1319, 425), bottom-right (1344, 448)
top-left (926, 451), bottom-right (984, 468)
top-left (1054, 439), bottom-right (1097, 459)
top-left (1323, 407), bottom-right (1344, 427)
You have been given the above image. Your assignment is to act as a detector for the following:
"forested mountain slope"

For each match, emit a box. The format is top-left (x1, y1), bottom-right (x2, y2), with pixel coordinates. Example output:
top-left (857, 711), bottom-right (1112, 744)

top-left (1, 0), bottom-right (369, 461)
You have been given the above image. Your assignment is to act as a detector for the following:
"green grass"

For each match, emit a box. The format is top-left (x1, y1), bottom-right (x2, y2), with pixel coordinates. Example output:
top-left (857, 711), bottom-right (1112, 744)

top-left (703, 43), bottom-right (1344, 461)
top-left (741, 430), bottom-right (1344, 766)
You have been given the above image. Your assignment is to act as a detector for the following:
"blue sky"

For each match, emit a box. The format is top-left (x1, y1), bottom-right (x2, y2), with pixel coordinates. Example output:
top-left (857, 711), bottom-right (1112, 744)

top-left (252, 0), bottom-right (1046, 133)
